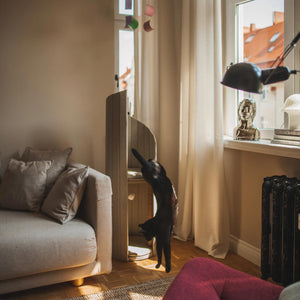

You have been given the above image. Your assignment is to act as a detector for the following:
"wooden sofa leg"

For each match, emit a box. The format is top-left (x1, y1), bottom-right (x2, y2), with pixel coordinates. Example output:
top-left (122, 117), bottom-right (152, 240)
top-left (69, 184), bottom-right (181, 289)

top-left (72, 278), bottom-right (84, 287)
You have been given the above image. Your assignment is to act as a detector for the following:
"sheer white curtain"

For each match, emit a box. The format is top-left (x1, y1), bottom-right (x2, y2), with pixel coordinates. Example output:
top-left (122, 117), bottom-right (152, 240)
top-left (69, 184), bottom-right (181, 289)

top-left (134, 0), bottom-right (159, 137)
top-left (174, 0), bottom-right (229, 258)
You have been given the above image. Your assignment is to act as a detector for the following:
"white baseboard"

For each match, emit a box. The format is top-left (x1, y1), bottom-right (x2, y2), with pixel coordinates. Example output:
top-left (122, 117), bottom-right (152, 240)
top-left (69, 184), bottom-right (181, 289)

top-left (229, 235), bottom-right (261, 267)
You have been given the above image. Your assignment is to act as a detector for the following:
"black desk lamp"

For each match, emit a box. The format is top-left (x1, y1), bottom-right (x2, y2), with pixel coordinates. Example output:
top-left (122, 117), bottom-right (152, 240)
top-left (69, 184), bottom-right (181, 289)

top-left (221, 31), bottom-right (300, 93)
top-left (221, 32), bottom-right (300, 141)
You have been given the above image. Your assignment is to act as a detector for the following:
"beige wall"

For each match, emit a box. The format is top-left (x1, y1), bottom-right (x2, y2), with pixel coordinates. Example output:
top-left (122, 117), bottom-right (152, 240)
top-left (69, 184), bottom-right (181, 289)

top-left (225, 149), bottom-right (300, 248)
top-left (0, 0), bottom-right (114, 172)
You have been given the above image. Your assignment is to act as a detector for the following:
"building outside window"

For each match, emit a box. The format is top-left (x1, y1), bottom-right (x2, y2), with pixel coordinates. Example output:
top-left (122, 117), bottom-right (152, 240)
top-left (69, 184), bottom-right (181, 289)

top-left (225, 0), bottom-right (300, 139)
top-left (114, 0), bottom-right (135, 116)
top-left (236, 0), bottom-right (285, 130)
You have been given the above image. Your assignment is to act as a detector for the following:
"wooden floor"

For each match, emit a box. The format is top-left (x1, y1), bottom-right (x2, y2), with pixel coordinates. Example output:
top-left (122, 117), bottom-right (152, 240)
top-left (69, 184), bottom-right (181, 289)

top-left (3, 238), bottom-right (262, 300)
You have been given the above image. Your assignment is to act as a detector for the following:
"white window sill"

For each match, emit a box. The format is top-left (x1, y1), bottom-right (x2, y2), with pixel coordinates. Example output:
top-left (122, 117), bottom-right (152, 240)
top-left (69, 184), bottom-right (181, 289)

top-left (223, 136), bottom-right (300, 159)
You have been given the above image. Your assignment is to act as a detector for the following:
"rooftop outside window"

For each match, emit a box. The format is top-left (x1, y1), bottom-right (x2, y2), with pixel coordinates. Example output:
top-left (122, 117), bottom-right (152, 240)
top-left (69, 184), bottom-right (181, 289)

top-left (237, 0), bottom-right (284, 129)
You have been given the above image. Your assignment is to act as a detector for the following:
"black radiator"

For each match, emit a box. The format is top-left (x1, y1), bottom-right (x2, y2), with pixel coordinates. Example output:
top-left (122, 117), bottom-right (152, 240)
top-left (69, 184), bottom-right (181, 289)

top-left (261, 176), bottom-right (300, 286)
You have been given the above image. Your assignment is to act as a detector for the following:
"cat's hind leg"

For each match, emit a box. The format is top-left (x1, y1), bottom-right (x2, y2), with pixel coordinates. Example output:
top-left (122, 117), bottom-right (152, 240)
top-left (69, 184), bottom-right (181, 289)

top-left (163, 241), bottom-right (171, 273)
top-left (155, 239), bottom-right (162, 269)
top-left (163, 228), bottom-right (172, 273)
top-left (163, 226), bottom-right (173, 273)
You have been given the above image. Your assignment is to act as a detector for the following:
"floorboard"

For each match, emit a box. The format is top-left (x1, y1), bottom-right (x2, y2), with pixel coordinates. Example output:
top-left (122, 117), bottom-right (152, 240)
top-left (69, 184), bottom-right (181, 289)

top-left (2, 238), bottom-right (262, 300)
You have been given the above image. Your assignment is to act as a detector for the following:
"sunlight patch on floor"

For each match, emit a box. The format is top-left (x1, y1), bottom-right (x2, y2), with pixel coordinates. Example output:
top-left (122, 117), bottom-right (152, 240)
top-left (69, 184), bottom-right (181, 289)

top-left (77, 284), bottom-right (103, 295)
top-left (132, 257), bottom-right (166, 273)
top-left (129, 292), bottom-right (161, 300)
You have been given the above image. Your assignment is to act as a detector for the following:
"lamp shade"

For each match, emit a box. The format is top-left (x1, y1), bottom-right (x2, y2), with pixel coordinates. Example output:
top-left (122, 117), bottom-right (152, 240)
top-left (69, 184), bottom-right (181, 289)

top-left (221, 62), bottom-right (263, 93)
top-left (221, 32), bottom-right (300, 94)
top-left (221, 62), bottom-right (292, 94)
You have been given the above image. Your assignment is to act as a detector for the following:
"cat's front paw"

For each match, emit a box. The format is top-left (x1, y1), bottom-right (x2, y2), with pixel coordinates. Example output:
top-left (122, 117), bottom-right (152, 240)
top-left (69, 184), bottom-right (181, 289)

top-left (155, 263), bottom-right (161, 269)
top-left (165, 265), bottom-right (171, 273)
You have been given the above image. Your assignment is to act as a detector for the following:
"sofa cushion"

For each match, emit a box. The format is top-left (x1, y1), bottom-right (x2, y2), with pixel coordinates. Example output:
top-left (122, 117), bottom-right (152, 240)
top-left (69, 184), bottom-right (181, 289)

top-left (21, 147), bottom-right (72, 195)
top-left (0, 151), bottom-right (20, 183)
top-left (41, 166), bottom-right (89, 224)
top-left (0, 210), bottom-right (97, 281)
top-left (0, 159), bottom-right (52, 212)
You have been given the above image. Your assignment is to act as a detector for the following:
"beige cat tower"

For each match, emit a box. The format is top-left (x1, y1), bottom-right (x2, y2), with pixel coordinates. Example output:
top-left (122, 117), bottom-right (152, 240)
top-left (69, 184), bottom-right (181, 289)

top-left (106, 91), bottom-right (157, 261)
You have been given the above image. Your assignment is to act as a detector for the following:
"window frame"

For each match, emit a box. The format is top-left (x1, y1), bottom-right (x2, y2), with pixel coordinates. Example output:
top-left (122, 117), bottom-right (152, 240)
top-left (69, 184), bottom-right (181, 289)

top-left (114, 0), bottom-right (134, 93)
top-left (223, 0), bottom-right (300, 139)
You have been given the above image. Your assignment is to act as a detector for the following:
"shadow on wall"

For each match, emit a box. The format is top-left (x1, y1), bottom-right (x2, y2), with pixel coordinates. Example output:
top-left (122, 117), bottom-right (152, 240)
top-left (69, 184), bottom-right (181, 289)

top-left (0, 124), bottom-right (95, 178)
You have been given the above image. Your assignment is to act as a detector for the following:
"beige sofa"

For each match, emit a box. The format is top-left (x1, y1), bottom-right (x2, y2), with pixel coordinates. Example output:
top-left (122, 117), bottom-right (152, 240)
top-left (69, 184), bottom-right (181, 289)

top-left (0, 164), bottom-right (112, 295)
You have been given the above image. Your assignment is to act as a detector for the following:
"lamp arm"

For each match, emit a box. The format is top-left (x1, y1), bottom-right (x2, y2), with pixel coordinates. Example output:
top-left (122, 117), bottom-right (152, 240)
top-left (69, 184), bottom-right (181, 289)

top-left (282, 32), bottom-right (300, 62)
top-left (264, 31), bottom-right (300, 84)
top-left (272, 32), bottom-right (300, 67)
top-left (290, 31), bottom-right (300, 46)
top-left (270, 46), bottom-right (286, 68)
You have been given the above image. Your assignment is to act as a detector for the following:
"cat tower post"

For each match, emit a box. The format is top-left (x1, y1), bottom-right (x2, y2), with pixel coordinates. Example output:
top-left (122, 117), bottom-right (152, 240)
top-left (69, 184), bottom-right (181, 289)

top-left (106, 91), bottom-right (157, 261)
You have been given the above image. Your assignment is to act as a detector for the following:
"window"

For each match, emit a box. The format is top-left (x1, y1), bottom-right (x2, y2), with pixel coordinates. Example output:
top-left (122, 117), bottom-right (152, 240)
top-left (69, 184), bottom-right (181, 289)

top-left (114, 0), bottom-right (135, 116)
top-left (224, 0), bottom-right (300, 137)
top-left (268, 46), bottom-right (275, 52)
top-left (245, 34), bottom-right (255, 43)
top-left (237, 0), bottom-right (284, 130)
top-left (118, 0), bottom-right (134, 15)
top-left (270, 32), bottom-right (281, 43)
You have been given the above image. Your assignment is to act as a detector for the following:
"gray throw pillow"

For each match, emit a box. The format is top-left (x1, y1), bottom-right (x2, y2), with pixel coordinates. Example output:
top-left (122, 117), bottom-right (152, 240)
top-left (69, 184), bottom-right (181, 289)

top-left (0, 151), bottom-right (20, 183)
top-left (41, 166), bottom-right (89, 224)
top-left (21, 147), bottom-right (72, 195)
top-left (0, 159), bottom-right (52, 212)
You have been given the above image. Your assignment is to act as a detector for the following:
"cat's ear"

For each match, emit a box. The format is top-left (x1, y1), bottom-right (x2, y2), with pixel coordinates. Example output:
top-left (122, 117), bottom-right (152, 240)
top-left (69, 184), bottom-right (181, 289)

top-left (157, 162), bottom-right (166, 176)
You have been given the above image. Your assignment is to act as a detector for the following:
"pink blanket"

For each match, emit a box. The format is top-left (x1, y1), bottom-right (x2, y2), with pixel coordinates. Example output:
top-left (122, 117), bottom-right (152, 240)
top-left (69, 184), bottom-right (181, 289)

top-left (163, 258), bottom-right (283, 300)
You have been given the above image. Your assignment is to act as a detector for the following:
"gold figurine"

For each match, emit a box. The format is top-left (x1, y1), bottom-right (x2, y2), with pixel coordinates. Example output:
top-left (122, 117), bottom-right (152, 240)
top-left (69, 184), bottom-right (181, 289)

top-left (234, 99), bottom-right (260, 141)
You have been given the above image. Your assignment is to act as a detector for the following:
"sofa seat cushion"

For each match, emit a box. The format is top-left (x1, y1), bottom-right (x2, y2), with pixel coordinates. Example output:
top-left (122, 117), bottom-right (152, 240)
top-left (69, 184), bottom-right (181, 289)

top-left (0, 209), bottom-right (97, 281)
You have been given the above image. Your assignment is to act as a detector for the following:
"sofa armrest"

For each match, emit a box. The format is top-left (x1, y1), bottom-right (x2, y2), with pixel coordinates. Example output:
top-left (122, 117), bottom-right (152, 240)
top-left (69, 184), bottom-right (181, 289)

top-left (81, 167), bottom-right (112, 273)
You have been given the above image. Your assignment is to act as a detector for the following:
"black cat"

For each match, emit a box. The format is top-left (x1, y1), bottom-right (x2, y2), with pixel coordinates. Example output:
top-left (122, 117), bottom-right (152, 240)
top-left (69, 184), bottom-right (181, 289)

top-left (132, 148), bottom-right (178, 273)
